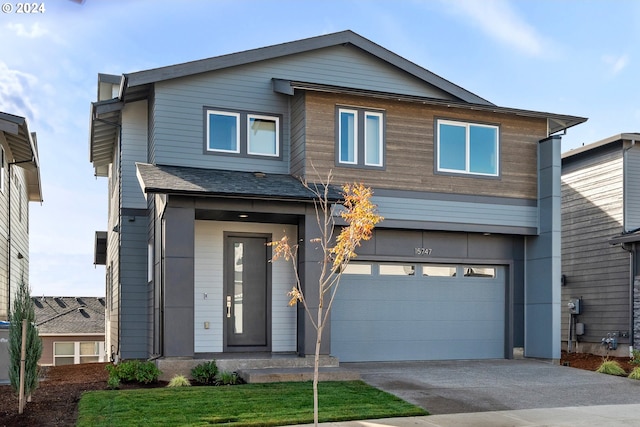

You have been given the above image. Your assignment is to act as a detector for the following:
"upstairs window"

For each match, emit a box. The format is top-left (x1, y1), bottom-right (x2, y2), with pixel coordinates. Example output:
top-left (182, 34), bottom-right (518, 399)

top-left (208, 111), bottom-right (240, 153)
top-left (247, 115), bottom-right (279, 156)
top-left (206, 109), bottom-right (280, 158)
top-left (437, 119), bottom-right (499, 177)
top-left (337, 107), bottom-right (384, 168)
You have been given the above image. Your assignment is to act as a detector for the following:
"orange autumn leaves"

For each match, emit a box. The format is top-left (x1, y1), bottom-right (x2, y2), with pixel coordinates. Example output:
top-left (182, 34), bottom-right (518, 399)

top-left (269, 182), bottom-right (383, 307)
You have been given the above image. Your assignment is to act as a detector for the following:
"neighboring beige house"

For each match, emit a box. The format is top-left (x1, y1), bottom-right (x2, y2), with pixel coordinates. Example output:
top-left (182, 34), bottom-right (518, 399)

top-left (0, 112), bottom-right (43, 321)
top-left (33, 296), bottom-right (106, 366)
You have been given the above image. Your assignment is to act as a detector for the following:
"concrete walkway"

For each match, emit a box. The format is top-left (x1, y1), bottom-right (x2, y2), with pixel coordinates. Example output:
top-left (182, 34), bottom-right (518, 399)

top-left (290, 404), bottom-right (640, 426)
top-left (289, 359), bottom-right (640, 426)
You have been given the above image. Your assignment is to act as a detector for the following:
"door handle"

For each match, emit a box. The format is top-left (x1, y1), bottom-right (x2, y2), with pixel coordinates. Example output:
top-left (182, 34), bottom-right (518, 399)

top-left (226, 295), bottom-right (232, 318)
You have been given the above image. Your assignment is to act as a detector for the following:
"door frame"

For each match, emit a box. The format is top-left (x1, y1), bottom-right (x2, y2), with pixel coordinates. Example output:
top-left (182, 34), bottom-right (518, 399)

top-left (222, 232), bottom-right (272, 352)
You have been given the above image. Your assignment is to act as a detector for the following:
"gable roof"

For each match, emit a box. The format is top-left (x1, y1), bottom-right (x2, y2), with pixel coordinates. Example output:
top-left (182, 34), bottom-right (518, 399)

top-left (0, 112), bottom-right (43, 202)
top-left (122, 30), bottom-right (492, 105)
top-left (32, 296), bottom-right (105, 335)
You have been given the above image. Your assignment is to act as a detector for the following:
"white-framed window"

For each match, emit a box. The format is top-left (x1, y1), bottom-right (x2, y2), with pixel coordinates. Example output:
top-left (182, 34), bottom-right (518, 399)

top-left (339, 109), bottom-right (357, 164)
top-left (206, 109), bottom-right (281, 158)
top-left (364, 111), bottom-right (383, 166)
top-left (247, 114), bottom-right (279, 156)
top-left (207, 110), bottom-right (240, 153)
top-left (437, 119), bottom-right (499, 176)
top-left (54, 341), bottom-right (105, 366)
top-left (337, 107), bottom-right (384, 168)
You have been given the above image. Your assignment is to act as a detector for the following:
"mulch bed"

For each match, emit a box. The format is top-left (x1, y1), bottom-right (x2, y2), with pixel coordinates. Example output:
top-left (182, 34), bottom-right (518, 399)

top-left (0, 352), bottom-right (637, 426)
top-left (560, 351), bottom-right (636, 373)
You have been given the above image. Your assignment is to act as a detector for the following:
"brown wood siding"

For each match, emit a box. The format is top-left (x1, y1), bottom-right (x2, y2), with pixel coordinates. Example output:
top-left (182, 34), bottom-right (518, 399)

top-left (302, 92), bottom-right (544, 199)
top-left (561, 151), bottom-right (630, 344)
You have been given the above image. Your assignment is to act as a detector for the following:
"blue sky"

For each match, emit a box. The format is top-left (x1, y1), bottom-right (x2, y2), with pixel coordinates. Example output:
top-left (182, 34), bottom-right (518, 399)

top-left (0, 0), bottom-right (638, 297)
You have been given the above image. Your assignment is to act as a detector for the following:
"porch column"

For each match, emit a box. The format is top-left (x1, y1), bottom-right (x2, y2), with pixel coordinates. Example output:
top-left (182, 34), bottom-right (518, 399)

top-left (525, 135), bottom-right (562, 359)
top-left (297, 207), bottom-right (332, 357)
top-left (162, 204), bottom-right (195, 357)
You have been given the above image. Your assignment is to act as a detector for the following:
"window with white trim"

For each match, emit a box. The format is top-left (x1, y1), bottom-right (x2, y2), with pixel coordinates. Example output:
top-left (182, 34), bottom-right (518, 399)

top-left (206, 109), bottom-right (280, 157)
top-left (247, 114), bottom-right (279, 156)
top-left (207, 111), bottom-right (240, 153)
top-left (54, 341), bottom-right (105, 366)
top-left (337, 107), bottom-right (384, 168)
top-left (437, 119), bottom-right (499, 176)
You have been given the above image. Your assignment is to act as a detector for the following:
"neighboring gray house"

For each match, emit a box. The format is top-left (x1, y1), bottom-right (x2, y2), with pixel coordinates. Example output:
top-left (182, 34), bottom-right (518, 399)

top-left (561, 133), bottom-right (640, 357)
top-left (32, 296), bottom-right (106, 366)
top-left (0, 112), bottom-right (43, 321)
top-left (89, 31), bottom-right (586, 366)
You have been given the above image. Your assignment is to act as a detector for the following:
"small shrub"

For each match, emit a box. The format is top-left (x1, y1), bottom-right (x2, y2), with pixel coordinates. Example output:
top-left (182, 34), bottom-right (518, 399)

top-left (135, 361), bottom-right (161, 384)
top-left (167, 375), bottom-right (191, 387)
top-left (105, 364), bottom-right (120, 386)
top-left (191, 360), bottom-right (219, 385)
top-left (107, 375), bottom-right (121, 390)
top-left (596, 359), bottom-right (626, 376)
top-left (117, 360), bottom-right (141, 382)
top-left (629, 367), bottom-right (640, 380)
top-left (106, 360), bottom-right (161, 384)
top-left (218, 370), bottom-right (240, 385)
top-left (631, 349), bottom-right (640, 366)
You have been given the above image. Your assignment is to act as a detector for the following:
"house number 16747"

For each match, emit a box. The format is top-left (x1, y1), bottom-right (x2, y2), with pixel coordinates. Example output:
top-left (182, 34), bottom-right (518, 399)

top-left (414, 248), bottom-right (433, 255)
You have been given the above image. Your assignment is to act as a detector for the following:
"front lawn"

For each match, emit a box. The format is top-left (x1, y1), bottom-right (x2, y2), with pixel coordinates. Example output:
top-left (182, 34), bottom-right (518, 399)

top-left (77, 380), bottom-right (427, 426)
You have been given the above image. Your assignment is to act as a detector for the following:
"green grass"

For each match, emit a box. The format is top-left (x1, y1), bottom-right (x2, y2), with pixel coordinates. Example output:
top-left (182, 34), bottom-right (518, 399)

top-left (77, 380), bottom-right (428, 427)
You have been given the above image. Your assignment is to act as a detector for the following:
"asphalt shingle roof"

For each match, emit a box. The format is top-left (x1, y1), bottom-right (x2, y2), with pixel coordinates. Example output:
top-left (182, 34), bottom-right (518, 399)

top-left (32, 296), bottom-right (105, 335)
top-left (136, 163), bottom-right (342, 201)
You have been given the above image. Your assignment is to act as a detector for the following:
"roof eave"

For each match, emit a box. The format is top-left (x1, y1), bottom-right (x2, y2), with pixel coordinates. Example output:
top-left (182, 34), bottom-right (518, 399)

top-left (89, 99), bottom-right (123, 177)
top-left (0, 113), bottom-right (43, 202)
top-left (275, 79), bottom-right (587, 135)
top-left (562, 132), bottom-right (640, 159)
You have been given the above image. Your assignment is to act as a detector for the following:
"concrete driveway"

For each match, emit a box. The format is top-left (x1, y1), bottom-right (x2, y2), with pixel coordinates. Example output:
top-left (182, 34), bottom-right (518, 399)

top-left (343, 359), bottom-right (640, 415)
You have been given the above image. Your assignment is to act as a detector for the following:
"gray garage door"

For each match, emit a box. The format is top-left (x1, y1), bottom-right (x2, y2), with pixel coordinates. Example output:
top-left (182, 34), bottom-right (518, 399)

top-left (331, 263), bottom-right (505, 362)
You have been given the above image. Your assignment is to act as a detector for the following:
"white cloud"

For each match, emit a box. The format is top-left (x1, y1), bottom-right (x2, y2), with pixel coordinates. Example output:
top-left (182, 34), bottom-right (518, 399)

top-left (443, 0), bottom-right (547, 57)
top-left (6, 22), bottom-right (48, 39)
top-left (602, 53), bottom-right (629, 75)
top-left (0, 62), bottom-right (38, 121)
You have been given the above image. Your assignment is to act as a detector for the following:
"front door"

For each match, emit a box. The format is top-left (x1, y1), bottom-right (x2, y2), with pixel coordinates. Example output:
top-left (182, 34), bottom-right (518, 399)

top-left (224, 234), bottom-right (271, 351)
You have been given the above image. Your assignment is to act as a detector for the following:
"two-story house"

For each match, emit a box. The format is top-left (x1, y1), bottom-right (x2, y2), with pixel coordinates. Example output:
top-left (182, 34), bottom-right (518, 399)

top-left (562, 133), bottom-right (640, 357)
top-left (0, 112), bottom-right (42, 321)
top-left (90, 31), bottom-right (586, 367)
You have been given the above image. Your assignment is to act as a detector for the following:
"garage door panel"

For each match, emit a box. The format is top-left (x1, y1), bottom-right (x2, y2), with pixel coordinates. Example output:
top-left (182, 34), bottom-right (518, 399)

top-left (332, 264), bottom-right (505, 362)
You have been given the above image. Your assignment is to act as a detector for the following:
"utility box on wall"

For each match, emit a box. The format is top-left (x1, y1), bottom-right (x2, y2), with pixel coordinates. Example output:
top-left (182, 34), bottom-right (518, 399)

top-left (0, 321), bottom-right (9, 384)
top-left (568, 298), bottom-right (581, 315)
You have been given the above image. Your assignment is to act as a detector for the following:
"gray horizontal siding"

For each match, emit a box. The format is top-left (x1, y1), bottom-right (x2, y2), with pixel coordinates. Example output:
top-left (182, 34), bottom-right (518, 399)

top-left (625, 146), bottom-right (640, 231)
top-left (151, 44), bottom-right (453, 173)
top-left (119, 218), bottom-right (149, 359)
top-left (561, 151), bottom-right (629, 343)
top-left (373, 195), bottom-right (538, 231)
top-left (121, 101), bottom-right (148, 209)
